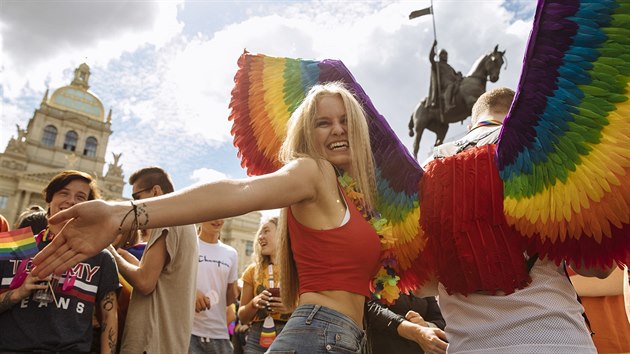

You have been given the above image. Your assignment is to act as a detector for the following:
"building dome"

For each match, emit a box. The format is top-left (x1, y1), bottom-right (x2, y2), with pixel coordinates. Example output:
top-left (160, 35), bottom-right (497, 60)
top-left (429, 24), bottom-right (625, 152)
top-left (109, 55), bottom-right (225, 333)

top-left (48, 63), bottom-right (105, 121)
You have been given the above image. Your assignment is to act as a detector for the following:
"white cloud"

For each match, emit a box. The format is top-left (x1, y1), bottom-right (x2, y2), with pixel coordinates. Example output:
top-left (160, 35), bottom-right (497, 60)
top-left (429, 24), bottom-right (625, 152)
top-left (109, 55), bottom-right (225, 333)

top-left (190, 167), bottom-right (229, 184)
top-left (0, 1), bottom-right (182, 98)
top-left (260, 209), bottom-right (280, 219)
top-left (1, 0), bottom-right (535, 195)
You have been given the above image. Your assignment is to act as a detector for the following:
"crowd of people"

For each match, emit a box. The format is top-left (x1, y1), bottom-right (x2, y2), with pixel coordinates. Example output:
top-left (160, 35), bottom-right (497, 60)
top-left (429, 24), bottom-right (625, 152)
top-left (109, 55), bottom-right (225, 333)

top-left (0, 84), bottom-right (627, 354)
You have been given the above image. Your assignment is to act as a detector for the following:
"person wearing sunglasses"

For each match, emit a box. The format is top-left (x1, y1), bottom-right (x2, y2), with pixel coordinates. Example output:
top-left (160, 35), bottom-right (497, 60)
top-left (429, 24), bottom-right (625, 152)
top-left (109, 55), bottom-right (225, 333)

top-left (106, 166), bottom-right (198, 354)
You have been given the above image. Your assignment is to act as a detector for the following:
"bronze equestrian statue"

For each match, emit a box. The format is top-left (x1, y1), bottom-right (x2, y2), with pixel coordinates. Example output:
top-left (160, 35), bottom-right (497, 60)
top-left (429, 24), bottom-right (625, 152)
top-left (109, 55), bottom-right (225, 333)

top-left (409, 44), bottom-right (506, 159)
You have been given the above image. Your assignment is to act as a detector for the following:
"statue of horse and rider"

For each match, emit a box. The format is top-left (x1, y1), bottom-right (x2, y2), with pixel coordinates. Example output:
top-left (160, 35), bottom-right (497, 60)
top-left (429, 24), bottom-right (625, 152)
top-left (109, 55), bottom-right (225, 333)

top-left (408, 42), bottom-right (506, 159)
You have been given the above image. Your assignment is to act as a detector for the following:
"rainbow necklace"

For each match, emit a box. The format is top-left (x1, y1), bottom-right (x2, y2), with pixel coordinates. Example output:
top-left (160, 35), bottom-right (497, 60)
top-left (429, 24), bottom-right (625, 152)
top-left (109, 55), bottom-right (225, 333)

top-left (336, 171), bottom-right (400, 303)
top-left (471, 119), bottom-right (502, 130)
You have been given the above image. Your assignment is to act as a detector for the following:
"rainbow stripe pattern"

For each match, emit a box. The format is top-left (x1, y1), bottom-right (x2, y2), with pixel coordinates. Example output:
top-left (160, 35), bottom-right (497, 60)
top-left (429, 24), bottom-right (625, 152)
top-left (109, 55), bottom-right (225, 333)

top-left (498, 0), bottom-right (630, 267)
top-left (229, 51), bottom-right (426, 302)
top-left (0, 227), bottom-right (38, 260)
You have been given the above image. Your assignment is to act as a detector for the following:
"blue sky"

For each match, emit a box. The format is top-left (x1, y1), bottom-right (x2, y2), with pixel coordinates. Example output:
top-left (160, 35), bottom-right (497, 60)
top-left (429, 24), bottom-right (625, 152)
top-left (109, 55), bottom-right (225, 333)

top-left (0, 0), bottom-right (535, 211)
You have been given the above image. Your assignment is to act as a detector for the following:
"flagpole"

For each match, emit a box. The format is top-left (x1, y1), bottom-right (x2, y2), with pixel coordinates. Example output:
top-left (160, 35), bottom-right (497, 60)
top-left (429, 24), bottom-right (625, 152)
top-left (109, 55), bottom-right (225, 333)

top-left (431, 0), bottom-right (437, 43)
top-left (408, 3), bottom-right (444, 121)
top-left (430, 0), bottom-right (445, 122)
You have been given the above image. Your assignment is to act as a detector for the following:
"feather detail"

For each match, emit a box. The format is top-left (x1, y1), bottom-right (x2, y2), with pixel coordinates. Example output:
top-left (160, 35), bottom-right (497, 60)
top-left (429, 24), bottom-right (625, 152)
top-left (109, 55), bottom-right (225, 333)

top-left (421, 145), bottom-right (531, 295)
top-left (498, 0), bottom-right (630, 267)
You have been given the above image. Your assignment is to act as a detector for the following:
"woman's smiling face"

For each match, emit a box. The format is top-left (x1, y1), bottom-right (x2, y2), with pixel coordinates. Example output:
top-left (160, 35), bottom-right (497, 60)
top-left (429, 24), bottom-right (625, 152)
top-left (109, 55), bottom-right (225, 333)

top-left (313, 94), bottom-right (351, 171)
top-left (257, 220), bottom-right (278, 256)
top-left (48, 179), bottom-right (91, 217)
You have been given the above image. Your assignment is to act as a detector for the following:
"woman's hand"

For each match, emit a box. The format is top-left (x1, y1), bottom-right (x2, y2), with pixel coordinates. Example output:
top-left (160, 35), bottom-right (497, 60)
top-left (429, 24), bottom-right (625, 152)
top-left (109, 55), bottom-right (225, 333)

top-left (0, 273), bottom-right (49, 313)
top-left (14, 273), bottom-right (49, 301)
top-left (32, 200), bottom-right (126, 277)
top-left (267, 291), bottom-right (290, 314)
top-left (252, 289), bottom-right (289, 315)
top-left (252, 290), bottom-right (270, 311)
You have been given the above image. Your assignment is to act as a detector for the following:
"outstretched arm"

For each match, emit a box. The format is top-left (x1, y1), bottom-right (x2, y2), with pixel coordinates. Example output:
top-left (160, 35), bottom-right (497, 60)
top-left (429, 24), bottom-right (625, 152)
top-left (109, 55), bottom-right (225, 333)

top-left (32, 158), bottom-right (321, 277)
top-left (429, 40), bottom-right (437, 64)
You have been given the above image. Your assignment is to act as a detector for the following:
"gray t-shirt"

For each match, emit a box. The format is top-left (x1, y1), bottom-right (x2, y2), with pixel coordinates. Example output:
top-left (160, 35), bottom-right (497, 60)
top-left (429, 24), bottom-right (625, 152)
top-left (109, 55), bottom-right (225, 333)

top-left (121, 224), bottom-right (198, 354)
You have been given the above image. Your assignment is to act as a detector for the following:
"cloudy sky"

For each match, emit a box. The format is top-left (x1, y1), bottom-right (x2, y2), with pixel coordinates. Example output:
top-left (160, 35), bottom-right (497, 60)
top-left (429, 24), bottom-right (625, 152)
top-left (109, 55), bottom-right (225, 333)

top-left (0, 0), bottom-right (536, 207)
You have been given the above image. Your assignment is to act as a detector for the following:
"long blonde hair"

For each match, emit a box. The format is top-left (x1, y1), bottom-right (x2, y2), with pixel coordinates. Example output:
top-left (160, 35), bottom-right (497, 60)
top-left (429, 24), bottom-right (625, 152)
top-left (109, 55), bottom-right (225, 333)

top-left (277, 82), bottom-right (377, 310)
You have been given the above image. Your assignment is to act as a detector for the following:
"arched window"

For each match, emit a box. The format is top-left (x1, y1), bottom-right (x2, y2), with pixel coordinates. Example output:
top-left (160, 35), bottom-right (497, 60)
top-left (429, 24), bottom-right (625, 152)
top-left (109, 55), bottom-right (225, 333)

top-left (41, 125), bottom-right (57, 146)
top-left (63, 131), bottom-right (78, 152)
top-left (83, 136), bottom-right (97, 157)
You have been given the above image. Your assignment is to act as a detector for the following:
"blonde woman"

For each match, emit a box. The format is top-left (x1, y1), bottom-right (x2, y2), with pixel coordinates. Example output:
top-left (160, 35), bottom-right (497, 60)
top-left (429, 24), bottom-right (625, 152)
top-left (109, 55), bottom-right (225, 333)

top-left (238, 217), bottom-right (291, 353)
top-left (37, 82), bottom-right (382, 353)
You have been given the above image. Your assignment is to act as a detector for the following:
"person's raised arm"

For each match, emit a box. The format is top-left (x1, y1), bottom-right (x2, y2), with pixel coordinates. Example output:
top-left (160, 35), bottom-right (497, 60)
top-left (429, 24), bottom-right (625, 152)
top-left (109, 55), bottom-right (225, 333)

top-left (429, 40), bottom-right (438, 64)
top-left (33, 158), bottom-right (321, 277)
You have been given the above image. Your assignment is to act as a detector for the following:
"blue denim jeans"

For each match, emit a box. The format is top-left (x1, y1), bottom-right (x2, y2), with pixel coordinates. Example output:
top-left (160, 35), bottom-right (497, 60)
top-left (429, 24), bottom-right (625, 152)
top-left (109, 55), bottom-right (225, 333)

top-left (266, 304), bottom-right (365, 354)
top-left (188, 335), bottom-right (233, 354)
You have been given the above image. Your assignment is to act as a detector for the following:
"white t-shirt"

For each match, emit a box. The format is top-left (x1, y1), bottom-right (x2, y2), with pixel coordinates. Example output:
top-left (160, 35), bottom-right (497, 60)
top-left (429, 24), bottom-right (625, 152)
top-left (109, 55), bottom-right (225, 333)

top-left (438, 260), bottom-right (596, 353)
top-left (423, 125), bottom-right (503, 167)
top-left (191, 239), bottom-right (238, 339)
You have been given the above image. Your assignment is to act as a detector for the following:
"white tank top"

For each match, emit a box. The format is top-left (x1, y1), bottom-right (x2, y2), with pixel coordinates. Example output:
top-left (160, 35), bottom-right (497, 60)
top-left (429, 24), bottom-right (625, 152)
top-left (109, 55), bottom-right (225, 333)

top-left (438, 259), bottom-right (596, 353)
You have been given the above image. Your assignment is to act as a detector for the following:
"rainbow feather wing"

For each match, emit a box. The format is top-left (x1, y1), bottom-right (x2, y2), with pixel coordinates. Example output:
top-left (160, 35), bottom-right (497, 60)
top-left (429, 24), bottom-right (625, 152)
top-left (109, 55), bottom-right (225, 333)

top-left (229, 54), bottom-right (320, 175)
top-left (229, 51), bottom-right (426, 302)
top-left (498, 0), bottom-right (630, 267)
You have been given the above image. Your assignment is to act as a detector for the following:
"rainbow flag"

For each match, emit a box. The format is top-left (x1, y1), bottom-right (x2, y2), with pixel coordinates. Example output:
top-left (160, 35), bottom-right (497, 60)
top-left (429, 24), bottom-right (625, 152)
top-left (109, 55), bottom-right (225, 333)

top-left (0, 227), bottom-right (38, 260)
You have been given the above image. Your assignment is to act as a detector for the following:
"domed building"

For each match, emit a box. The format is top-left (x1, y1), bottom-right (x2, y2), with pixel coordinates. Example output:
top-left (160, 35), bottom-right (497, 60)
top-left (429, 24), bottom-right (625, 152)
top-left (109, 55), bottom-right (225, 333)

top-left (0, 63), bottom-right (261, 276)
top-left (0, 63), bottom-right (125, 224)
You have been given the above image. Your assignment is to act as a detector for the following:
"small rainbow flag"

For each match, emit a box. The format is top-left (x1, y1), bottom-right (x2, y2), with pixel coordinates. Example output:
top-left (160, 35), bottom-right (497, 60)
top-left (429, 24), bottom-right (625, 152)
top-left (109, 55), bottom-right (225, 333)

top-left (0, 227), bottom-right (38, 260)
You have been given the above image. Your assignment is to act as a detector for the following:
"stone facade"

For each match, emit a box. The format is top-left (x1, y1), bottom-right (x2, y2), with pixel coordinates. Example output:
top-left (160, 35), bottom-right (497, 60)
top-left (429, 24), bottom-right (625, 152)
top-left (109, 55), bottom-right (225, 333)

top-left (0, 63), bottom-right (125, 225)
top-left (221, 211), bottom-right (261, 276)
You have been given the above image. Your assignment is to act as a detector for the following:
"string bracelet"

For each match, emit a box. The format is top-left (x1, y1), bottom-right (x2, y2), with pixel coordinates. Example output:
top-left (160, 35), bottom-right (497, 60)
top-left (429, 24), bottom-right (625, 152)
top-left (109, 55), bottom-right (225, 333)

top-left (118, 201), bottom-right (139, 241)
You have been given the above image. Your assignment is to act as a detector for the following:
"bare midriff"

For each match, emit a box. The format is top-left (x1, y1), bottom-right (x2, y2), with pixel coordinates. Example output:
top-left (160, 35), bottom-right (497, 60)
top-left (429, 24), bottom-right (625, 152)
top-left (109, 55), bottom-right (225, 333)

top-left (298, 290), bottom-right (365, 328)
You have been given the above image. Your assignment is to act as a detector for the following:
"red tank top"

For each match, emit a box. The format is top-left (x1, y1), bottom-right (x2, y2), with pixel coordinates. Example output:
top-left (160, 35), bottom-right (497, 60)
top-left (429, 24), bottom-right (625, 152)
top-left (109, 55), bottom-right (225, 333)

top-left (288, 187), bottom-right (382, 298)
